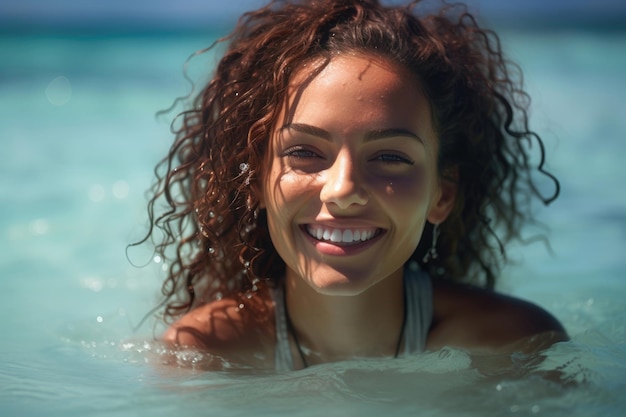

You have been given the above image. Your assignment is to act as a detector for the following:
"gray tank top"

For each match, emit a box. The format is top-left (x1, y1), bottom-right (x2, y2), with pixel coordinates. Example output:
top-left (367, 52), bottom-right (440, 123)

top-left (271, 263), bottom-right (433, 371)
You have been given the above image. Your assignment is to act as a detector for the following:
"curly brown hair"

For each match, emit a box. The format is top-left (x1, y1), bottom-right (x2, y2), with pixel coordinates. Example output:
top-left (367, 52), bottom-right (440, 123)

top-left (135, 0), bottom-right (559, 323)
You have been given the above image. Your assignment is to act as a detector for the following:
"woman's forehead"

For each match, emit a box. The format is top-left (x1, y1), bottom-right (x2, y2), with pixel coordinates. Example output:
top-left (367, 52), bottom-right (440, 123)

top-left (278, 53), bottom-right (432, 133)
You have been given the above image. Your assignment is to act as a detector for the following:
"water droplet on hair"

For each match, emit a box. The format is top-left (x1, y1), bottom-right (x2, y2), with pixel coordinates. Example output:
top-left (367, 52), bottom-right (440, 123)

top-left (198, 224), bottom-right (210, 238)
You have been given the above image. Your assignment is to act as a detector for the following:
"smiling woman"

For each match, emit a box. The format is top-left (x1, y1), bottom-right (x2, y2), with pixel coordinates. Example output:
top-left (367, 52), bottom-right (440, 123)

top-left (263, 54), bottom-right (447, 299)
top-left (135, 0), bottom-right (567, 371)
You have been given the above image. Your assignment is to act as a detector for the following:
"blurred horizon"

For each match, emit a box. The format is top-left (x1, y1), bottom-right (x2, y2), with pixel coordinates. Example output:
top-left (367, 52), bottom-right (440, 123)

top-left (2, 0), bottom-right (626, 34)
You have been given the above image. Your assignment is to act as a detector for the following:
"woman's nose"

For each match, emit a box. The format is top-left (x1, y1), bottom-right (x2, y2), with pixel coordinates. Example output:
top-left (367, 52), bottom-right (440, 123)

top-left (320, 152), bottom-right (368, 209)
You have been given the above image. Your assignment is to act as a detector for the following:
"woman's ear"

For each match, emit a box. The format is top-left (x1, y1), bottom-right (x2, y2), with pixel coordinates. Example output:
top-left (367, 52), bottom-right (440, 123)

top-left (427, 167), bottom-right (458, 224)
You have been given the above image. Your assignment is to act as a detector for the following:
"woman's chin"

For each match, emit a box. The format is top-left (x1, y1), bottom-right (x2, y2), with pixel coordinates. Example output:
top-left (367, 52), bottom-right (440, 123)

top-left (302, 270), bottom-right (378, 296)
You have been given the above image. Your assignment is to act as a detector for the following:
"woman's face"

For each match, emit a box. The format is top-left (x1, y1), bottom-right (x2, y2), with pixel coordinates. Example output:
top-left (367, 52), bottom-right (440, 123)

top-left (261, 53), bottom-right (449, 295)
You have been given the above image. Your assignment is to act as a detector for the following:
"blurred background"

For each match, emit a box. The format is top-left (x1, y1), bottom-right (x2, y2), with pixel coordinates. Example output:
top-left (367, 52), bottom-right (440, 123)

top-left (1, 1), bottom-right (625, 415)
top-left (2, 0), bottom-right (626, 31)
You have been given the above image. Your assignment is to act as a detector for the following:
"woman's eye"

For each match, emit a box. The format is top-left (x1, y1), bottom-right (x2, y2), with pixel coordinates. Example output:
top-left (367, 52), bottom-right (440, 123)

top-left (371, 153), bottom-right (414, 165)
top-left (282, 146), bottom-right (321, 159)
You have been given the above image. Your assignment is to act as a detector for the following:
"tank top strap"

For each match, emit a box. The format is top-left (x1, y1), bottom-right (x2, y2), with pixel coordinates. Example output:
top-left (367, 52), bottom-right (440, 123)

top-left (402, 263), bottom-right (433, 355)
top-left (270, 284), bottom-right (295, 372)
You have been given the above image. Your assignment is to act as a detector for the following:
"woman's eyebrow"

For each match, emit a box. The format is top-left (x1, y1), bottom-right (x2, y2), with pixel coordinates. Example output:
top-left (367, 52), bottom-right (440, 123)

top-left (364, 128), bottom-right (424, 144)
top-left (280, 123), bottom-right (331, 140)
top-left (281, 123), bottom-right (423, 144)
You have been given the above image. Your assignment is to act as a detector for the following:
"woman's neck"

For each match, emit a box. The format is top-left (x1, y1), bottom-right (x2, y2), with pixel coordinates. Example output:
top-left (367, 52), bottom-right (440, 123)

top-left (284, 267), bottom-right (405, 365)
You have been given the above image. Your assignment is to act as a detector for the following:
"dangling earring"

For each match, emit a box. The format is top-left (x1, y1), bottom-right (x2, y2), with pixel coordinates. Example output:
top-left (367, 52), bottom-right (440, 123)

top-left (422, 223), bottom-right (440, 263)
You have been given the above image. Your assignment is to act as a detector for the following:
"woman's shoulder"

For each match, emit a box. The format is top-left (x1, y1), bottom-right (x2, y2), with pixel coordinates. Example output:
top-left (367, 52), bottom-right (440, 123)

top-left (427, 279), bottom-right (568, 354)
top-left (161, 286), bottom-right (276, 367)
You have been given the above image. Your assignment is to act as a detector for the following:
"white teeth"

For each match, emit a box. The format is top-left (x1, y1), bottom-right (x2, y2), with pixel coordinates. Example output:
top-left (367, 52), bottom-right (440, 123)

top-left (306, 225), bottom-right (378, 244)
top-left (330, 229), bottom-right (342, 242)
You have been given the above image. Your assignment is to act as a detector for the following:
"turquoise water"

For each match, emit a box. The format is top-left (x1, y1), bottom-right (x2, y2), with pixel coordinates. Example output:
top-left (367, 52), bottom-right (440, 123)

top-left (1, 30), bottom-right (625, 416)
